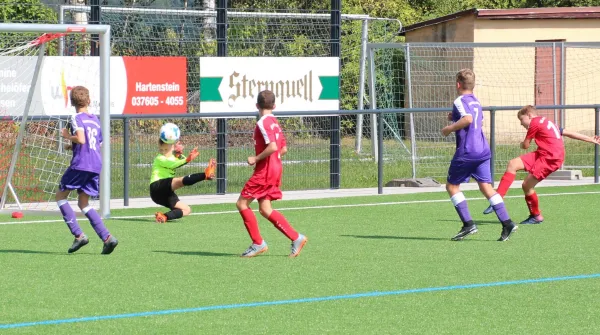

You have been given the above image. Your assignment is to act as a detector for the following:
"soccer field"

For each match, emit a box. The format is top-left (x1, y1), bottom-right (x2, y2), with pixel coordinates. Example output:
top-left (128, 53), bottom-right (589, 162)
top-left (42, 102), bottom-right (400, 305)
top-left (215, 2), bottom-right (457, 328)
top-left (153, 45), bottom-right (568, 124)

top-left (1, 185), bottom-right (600, 334)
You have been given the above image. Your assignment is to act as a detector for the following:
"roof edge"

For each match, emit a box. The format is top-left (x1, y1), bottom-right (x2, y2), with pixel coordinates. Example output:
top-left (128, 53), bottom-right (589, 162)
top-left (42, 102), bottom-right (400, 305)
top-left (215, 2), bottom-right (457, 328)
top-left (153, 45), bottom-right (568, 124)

top-left (400, 7), bottom-right (600, 36)
top-left (400, 8), bottom-right (477, 35)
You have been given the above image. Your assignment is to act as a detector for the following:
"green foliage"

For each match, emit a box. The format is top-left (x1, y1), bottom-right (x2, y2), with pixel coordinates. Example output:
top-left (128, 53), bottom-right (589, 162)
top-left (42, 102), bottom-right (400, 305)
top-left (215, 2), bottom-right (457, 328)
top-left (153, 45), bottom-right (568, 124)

top-left (0, 0), bottom-right (57, 23)
top-left (0, 0), bottom-right (58, 53)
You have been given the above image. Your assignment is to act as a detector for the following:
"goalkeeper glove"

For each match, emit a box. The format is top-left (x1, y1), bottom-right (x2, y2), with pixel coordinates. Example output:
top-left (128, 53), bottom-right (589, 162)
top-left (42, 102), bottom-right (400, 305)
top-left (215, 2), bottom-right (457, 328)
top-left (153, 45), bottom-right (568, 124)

top-left (186, 147), bottom-right (199, 163)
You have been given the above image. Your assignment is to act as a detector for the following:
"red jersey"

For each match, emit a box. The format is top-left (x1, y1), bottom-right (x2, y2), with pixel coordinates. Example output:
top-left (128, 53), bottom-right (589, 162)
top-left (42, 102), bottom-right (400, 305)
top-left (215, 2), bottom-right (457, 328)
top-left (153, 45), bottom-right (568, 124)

top-left (525, 116), bottom-right (565, 161)
top-left (249, 114), bottom-right (286, 186)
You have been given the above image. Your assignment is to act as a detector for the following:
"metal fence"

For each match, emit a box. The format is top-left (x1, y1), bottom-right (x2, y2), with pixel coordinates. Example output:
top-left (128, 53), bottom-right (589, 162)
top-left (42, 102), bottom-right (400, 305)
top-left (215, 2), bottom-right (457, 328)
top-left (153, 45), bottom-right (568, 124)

top-left (102, 104), bottom-right (598, 205)
top-left (5, 104), bottom-right (598, 210)
top-left (365, 42), bottom-right (600, 180)
top-left (2, 2), bottom-right (600, 213)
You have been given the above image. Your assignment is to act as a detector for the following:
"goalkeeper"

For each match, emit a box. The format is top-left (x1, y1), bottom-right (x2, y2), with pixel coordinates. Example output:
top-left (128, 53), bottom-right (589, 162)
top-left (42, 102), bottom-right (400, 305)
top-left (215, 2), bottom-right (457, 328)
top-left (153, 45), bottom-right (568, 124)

top-left (150, 139), bottom-right (216, 223)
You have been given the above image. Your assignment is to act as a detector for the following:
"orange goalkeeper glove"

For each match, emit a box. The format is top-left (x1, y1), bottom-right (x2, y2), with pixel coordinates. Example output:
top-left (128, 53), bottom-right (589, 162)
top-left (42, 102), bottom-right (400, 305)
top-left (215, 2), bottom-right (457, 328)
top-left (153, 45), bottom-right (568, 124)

top-left (186, 147), bottom-right (199, 163)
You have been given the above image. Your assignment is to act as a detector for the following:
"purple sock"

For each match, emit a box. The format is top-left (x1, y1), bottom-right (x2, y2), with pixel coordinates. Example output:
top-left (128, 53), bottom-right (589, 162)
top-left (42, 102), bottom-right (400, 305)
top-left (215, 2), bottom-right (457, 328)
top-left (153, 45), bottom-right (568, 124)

top-left (489, 193), bottom-right (511, 223)
top-left (83, 206), bottom-right (110, 241)
top-left (58, 200), bottom-right (82, 237)
top-left (455, 201), bottom-right (473, 224)
top-left (450, 192), bottom-right (473, 224)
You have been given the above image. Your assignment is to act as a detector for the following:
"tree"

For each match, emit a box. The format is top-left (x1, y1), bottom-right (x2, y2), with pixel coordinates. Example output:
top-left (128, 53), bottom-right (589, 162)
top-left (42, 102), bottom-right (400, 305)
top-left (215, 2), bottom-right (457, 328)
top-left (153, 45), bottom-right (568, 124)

top-left (0, 0), bottom-right (57, 23)
top-left (0, 0), bottom-right (58, 54)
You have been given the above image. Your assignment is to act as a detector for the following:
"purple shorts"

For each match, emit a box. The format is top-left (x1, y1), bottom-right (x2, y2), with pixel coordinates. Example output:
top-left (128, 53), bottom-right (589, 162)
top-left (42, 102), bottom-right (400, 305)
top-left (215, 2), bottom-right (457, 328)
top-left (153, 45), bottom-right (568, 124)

top-left (59, 167), bottom-right (100, 197)
top-left (447, 158), bottom-right (492, 185)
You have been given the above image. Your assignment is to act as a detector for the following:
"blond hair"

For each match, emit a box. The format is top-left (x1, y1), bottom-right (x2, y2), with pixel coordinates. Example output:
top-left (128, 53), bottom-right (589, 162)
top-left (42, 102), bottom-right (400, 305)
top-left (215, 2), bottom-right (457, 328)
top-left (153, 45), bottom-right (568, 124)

top-left (517, 105), bottom-right (537, 118)
top-left (456, 69), bottom-right (475, 90)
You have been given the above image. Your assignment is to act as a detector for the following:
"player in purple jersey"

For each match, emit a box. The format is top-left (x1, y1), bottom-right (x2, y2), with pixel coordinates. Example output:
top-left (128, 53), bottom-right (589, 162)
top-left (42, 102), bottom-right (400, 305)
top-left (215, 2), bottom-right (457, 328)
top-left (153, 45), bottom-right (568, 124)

top-left (55, 86), bottom-right (118, 254)
top-left (441, 69), bottom-right (517, 242)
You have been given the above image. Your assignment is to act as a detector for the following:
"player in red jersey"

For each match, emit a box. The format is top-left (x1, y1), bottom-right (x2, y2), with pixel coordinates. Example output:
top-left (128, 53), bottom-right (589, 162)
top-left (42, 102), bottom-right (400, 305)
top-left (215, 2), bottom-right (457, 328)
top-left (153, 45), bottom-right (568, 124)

top-left (483, 105), bottom-right (600, 224)
top-left (236, 90), bottom-right (307, 258)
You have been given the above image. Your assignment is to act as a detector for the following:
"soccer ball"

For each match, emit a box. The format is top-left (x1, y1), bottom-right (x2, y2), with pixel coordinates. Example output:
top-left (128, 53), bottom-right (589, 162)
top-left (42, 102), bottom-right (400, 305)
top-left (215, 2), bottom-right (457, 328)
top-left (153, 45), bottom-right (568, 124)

top-left (160, 123), bottom-right (180, 144)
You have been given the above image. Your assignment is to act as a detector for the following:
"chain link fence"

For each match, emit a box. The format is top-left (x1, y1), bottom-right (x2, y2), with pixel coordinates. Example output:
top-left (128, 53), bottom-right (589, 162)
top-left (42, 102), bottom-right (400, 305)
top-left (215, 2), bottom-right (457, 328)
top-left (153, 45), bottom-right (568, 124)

top-left (366, 42), bottom-right (600, 181)
top-left (0, 1), bottom-right (401, 201)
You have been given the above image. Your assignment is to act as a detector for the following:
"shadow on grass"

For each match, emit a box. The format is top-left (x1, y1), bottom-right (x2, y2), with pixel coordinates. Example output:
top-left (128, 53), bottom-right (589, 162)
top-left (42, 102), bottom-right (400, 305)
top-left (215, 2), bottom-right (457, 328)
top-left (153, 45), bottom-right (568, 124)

top-left (340, 234), bottom-right (494, 242)
top-left (0, 249), bottom-right (67, 255)
top-left (436, 219), bottom-right (500, 225)
top-left (152, 250), bottom-right (240, 257)
top-left (115, 218), bottom-right (154, 223)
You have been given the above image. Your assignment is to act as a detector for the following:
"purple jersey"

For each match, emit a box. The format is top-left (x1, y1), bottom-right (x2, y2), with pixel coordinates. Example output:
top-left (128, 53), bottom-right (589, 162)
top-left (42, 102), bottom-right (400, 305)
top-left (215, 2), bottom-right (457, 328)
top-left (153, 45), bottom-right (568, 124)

top-left (451, 94), bottom-right (490, 162)
top-left (68, 112), bottom-right (102, 174)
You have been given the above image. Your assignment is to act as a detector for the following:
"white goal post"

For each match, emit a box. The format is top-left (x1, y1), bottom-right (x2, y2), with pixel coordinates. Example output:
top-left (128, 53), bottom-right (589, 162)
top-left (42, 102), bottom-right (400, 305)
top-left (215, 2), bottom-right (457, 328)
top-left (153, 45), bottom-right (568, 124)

top-left (0, 23), bottom-right (111, 219)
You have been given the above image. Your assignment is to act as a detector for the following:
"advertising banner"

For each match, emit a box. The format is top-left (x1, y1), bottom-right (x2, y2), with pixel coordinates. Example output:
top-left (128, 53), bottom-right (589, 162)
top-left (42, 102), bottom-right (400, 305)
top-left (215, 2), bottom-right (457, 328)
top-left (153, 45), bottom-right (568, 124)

top-left (0, 56), bottom-right (187, 116)
top-left (199, 57), bottom-right (339, 114)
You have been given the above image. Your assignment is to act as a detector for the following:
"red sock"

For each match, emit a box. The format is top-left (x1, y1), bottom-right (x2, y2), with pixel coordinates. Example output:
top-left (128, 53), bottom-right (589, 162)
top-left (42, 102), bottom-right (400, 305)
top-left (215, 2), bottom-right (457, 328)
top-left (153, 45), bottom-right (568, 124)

top-left (525, 192), bottom-right (541, 216)
top-left (497, 172), bottom-right (516, 197)
top-left (240, 208), bottom-right (263, 245)
top-left (267, 210), bottom-right (299, 241)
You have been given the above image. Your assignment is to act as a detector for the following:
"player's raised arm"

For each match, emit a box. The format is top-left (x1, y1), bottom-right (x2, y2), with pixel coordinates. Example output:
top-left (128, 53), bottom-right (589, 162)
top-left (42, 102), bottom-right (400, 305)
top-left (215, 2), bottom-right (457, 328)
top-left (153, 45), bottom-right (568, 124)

top-left (562, 129), bottom-right (600, 144)
top-left (155, 154), bottom-right (188, 170)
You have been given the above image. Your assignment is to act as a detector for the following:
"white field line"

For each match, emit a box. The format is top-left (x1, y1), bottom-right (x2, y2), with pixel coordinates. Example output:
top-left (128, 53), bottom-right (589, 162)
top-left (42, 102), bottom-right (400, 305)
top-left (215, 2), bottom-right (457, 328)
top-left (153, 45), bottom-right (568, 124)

top-left (1, 191), bottom-right (599, 226)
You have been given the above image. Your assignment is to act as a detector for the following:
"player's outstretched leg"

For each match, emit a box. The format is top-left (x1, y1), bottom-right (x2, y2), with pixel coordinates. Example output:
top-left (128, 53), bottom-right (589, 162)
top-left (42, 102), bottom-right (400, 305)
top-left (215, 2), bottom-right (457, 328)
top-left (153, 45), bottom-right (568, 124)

top-left (488, 193), bottom-right (518, 241)
top-left (449, 191), bottom-right (477, 241)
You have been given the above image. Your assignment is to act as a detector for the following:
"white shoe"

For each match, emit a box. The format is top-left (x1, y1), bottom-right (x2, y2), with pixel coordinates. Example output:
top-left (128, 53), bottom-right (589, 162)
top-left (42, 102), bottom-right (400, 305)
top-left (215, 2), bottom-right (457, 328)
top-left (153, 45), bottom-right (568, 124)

top-left (289, 234), bottom-right (307, 258)
top-left (241, 241), bottom-right (268, 258)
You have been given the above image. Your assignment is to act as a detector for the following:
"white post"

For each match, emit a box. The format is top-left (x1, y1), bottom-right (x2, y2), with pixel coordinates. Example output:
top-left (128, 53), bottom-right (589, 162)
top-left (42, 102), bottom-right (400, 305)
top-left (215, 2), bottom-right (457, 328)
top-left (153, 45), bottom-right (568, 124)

top-left (405, 43), bottom-right (417, 179)
top-left (367, 47), bottom-right (378, 161)
top-left (100, 28), bottom-right (111, 219)
top-left (355, 19), bottom-right (368, 154)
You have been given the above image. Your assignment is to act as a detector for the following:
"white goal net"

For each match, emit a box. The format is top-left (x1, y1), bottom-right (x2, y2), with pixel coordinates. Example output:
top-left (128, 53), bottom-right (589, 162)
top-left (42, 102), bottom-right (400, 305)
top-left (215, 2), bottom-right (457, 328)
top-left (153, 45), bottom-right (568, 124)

top-left (0, 24), bottom-right (111, 218)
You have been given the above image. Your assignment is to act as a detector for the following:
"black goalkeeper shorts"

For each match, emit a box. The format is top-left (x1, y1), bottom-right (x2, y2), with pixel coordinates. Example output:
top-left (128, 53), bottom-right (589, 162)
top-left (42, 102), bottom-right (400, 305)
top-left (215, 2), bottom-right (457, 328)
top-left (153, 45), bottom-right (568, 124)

top-left (149, 178), bottom-right (179, 210)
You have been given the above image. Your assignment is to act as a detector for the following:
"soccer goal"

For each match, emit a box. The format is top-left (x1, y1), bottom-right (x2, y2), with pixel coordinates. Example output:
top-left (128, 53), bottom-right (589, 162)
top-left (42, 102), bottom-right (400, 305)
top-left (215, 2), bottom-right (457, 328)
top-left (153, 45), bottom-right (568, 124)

top-left (0, 23), bottom-right (111, 219)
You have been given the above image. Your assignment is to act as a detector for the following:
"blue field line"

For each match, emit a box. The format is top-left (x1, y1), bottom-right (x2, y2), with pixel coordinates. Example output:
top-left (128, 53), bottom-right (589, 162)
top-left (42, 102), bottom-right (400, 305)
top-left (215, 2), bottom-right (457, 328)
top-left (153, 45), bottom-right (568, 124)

top-left (1, 273), bottom-right (600, 329)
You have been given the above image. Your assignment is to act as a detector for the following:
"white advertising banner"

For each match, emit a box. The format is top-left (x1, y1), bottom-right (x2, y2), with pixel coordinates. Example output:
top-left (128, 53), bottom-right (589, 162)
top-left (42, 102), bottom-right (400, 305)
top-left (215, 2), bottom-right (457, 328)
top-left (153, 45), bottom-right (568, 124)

top-left (199, 57), bottom-right (340, 114)
top-left (0, 56), bottom-right (188, 116)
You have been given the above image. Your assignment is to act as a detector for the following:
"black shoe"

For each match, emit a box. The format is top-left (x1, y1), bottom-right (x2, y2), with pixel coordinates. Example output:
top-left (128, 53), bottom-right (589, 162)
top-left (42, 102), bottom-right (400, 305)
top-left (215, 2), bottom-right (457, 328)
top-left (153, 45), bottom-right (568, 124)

top-left (451, 224), bottom-right (478, 241)
top-left (68, 234), bottom-right (89, 253)
top-left (101, 236), bottom-right (118, 254)
top-left (498, 221), bottom-right (518, 241)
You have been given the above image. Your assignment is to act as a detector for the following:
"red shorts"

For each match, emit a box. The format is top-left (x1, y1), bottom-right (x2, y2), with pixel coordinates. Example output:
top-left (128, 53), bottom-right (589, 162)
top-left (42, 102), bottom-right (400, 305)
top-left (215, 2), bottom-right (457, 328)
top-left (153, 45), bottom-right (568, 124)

top-left (520, 151), bottom-right (563, 181)
top-left (240, 180), bottom-right (282, 201)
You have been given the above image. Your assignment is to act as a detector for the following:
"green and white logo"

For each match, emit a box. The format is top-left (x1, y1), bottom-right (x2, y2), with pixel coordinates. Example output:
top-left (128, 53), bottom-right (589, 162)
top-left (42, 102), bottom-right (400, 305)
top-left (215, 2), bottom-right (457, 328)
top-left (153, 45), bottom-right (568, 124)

top-left (199, 57), bottom-right (339, 113)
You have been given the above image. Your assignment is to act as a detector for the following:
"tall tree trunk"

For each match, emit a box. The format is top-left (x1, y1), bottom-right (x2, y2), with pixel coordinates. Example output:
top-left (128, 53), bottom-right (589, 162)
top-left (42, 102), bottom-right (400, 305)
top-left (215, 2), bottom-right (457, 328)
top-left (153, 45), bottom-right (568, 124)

top-left (70, 0), bottom-right (89, 55)
top-left (203, 0), bottom-right (216, 41)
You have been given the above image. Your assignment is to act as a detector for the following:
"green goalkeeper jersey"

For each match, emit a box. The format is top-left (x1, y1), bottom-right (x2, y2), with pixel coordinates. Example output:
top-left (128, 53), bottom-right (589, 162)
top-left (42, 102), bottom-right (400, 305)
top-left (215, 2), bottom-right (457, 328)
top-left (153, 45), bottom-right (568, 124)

top-left (150, 154), bottom-right (187, 184)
